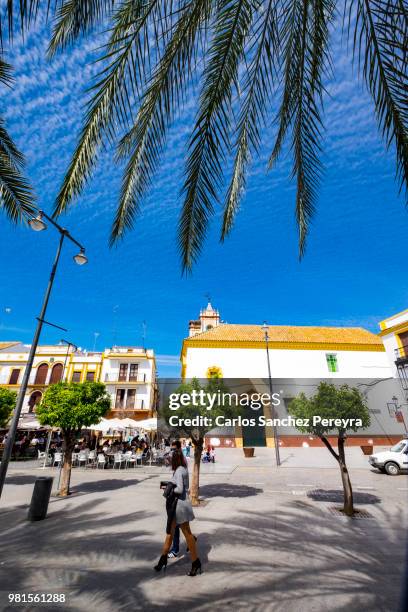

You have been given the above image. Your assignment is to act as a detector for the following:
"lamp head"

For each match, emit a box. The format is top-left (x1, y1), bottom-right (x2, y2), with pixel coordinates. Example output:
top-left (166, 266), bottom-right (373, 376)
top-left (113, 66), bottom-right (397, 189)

top-left (73, 249), bottom-right (88, 266)
top-left (28, 212), bottom-right (47, 232)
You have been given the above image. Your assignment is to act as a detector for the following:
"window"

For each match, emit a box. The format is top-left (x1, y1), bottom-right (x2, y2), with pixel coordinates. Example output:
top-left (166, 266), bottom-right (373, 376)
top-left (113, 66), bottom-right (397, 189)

top-left (398, 331), bottom-right (408, 356)
top-left (72, 371), bottom-right (81, 383)
top-left (115, 389), bottom-right (126, 409)
top-left (34, 363), bottom-right (49, 385)
top-left (326, 354), bottom-right (338, 372)
top-left (119, 364), bottom-right (128, 381)
top-left (126, 389), bottom-right (136, 408)
top-left (50, 363), bottom-right (63, 384)
top-left (28, 391), bottom-right (42, 413)
top-left (129, 364), bottom-right (138, 381)
top-left (9, 369), bottom-right (20, 385)
top-left (86, 371), bottom-right (95, 382)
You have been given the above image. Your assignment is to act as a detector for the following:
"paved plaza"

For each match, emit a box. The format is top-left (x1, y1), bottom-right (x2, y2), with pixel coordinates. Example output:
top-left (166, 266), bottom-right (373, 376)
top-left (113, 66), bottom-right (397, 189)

top-left (0, 447), bottom-right (407, 611)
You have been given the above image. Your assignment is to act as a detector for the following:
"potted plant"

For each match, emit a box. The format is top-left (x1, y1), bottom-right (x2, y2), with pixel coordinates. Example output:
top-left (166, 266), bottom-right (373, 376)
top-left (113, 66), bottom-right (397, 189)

top-left (243, 447), bottom-right (255, 458)
top-left (360, 444), bottom-right (373, 455)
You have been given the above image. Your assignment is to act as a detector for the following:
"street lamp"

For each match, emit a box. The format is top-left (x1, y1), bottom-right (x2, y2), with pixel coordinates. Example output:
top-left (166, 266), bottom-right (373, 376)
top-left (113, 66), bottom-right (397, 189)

top-left (391, 396), bottom-right (408, 435)
top-left (60, 339), bottom-right (78, 381)
top-left (262, 322), bottom-right (281, 466)
top-left (0, 209), bottom-right (88, 498)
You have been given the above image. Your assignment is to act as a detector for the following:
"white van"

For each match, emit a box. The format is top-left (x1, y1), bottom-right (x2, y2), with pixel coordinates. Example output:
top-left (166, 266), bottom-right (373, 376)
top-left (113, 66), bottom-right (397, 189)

top-left (369, 439), bottom-right (408, 475)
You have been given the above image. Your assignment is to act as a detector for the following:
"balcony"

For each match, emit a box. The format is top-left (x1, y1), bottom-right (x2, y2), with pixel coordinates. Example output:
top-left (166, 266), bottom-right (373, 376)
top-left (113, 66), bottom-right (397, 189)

top-left (395, 347), bottom-right (408, 362)
top-left (104, 373), bottom-right (147, 383)
top-left (395, 347), bottom-right (408, 391)
top-left (113, 399), bottom-right (146, 410)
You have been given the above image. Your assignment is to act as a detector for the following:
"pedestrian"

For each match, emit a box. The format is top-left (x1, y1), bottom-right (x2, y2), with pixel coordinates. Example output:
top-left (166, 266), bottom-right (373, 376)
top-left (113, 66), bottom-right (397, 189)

top-left (154, 449), bottom-right (201, 576)
top-left (167, 440), bottom-right (182, 558)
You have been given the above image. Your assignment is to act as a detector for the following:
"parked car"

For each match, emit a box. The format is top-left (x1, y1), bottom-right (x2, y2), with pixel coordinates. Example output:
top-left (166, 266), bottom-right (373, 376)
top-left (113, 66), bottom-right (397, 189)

top-left (369, 439), bottom-right (408, 475)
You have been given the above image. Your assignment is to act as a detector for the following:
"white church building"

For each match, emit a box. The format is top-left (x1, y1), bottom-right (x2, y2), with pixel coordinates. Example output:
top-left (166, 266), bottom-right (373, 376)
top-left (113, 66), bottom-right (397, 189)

top-left (181, 302), bottom-right (391, 380)
top-left (180, 303), bottom-right (403, 448)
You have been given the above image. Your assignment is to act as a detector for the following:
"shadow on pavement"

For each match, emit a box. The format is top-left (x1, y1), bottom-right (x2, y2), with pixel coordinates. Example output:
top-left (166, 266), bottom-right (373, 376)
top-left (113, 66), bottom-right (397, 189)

top-left (199, 483), bottom-right (263, 498)
top-left (307, 489), bottom-right (381, 504)
top-left (0, 486), bottom-right (405, 610)
top-left (72, 479), bottom-right (141, 494)
top-left (4, 475), bottom-right (38, 485)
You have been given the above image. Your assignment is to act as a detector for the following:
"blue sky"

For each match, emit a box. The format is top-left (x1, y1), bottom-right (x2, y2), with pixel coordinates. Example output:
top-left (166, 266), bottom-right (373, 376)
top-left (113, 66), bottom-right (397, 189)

top-left (0, 11), bottom-right (407, 377)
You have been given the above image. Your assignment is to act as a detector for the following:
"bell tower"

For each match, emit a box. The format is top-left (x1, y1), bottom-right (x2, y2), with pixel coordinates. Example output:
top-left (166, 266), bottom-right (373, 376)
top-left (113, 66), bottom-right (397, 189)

top-left (189, 299), bottom-right (220, 337)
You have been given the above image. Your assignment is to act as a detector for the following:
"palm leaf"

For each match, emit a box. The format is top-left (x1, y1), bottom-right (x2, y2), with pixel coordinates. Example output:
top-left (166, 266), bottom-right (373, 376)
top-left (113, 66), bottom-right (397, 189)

top-left (48, 0), bottom-right (118, 57)
top-left (0, 0), bottom-right (43, 44)
top-left (110, 0), bottom-right (213, 244)
top-left (0, 61), bottom-right (35, 220)
top-left (180, 0), bottom-right (256, 272)
top-left (222, 0), bottom-right (279, 239)
top-left (52, 0), bottom-right (164, 217)
top-left (349, 0), bottom-right (408, 200)
top-left (270, 0), bottom-right (335, 257)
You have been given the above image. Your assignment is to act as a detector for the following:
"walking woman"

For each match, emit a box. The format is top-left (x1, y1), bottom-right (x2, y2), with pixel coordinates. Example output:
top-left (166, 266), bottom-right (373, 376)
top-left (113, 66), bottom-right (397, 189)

top-left (154, 449), bottom-right (201, 576)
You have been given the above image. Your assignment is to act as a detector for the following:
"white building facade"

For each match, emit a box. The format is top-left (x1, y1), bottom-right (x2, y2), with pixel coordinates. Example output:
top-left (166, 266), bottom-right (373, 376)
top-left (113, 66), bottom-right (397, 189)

top-left (182, 303), bottom-right (391, 380)
top-left (180, 303), bottom-right (402, 448)
top-left (0, 342), bottom-right (157, 421)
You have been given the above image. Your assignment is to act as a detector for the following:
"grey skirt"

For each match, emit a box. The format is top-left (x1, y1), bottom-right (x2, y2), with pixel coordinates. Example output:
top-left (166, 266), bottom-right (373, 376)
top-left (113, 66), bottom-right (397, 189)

top-left (176, 495), bottom-right (195, 525)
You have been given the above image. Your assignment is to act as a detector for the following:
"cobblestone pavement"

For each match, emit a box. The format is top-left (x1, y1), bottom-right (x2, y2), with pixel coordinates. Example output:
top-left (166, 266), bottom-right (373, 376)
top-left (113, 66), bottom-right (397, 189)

top-left (0, 447), bottom-right (407, 611)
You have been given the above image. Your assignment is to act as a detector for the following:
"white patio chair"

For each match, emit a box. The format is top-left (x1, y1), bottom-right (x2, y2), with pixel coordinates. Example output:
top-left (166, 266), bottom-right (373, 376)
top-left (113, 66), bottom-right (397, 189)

top-left (113, 453), bottom-right (125, 469)
top-left (125, 453), bottom-right (137, 468)
top-left (87, 450), bottom-right (97, 467)
top-left (53, 452), bottom-right (63, 467)
top-left (97, 454), bottom-right (107, 469)
top-left (71, 452), bottom-right (79, 467)
top-left (78, 453), bottom-right (88, 467)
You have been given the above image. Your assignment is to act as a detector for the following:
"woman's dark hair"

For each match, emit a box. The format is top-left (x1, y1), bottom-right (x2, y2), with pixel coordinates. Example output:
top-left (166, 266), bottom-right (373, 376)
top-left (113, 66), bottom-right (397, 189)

top-left (171, 449), bottom-right (186, 471)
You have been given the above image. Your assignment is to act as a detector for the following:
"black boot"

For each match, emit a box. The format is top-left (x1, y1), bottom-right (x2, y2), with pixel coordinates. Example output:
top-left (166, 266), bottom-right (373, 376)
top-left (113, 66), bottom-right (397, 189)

top-left (154, 554), bottom-right (168, 572)
top-left (187, 558), bottom-right (202, 576)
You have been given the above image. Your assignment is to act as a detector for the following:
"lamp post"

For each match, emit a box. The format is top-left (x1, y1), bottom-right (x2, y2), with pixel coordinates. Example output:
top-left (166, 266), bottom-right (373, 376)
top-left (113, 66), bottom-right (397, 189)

top-left (60, 339), bottom-right (78, 381)
top-left (261, 322), bottom-right (281, 466)
top-left (0, 209), bottom-right (88, 498)
top-left (391, 395), bottom-right (408, 436)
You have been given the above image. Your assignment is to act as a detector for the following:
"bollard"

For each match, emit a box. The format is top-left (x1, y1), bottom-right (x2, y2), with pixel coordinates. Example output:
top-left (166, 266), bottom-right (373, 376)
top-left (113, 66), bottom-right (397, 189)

top-left (27, 476), bottom-right (54, 521)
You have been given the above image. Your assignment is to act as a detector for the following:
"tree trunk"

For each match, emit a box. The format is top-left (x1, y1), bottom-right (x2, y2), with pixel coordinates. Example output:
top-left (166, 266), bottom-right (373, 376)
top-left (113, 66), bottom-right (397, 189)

top-left (191, 437), bottom-right (203, 506)
top-left (59, 430), bottom-right (75, 497)
top-left (338, 434), bottom-right (354, 516)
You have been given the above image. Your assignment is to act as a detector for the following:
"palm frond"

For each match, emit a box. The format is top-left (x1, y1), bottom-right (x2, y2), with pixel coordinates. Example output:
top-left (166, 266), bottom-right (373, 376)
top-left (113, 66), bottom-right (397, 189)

top-left (350, 0), bottom-right (408, 200)
top-left (0, 57), bottom-right (13, 85)
top-left (53, 0), bottom-right (163, 217)
top-left (0, 118), bottom-right (25, 167)
top-left (48, 0), bottom-right (117, 57)
top-left (0, 0), bottom-right (42, 44)
top-left (0, 152), bottom-right (34, 221)
top-left (180, 0), bottom-right (255, 272)
top-left (270, 0), bottom-right (334, 257)
top-left (222, 0), bottom-right (279, 240)
top-left (0, 58), bottom-right (35, 220)
top-left (110, 0), bottom-right (213, 244)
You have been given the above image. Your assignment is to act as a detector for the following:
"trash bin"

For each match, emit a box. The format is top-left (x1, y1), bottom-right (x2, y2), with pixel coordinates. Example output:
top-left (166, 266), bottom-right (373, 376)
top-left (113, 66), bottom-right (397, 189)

top-left (27, 476), bottom-right (54, 521)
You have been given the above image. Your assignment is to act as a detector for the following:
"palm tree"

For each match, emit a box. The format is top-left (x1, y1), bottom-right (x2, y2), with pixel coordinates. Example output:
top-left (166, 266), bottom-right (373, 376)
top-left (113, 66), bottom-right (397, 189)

top-left (0, 57), bottom-right (34, 221)
top-left (3, 1), bottom-right (407, 270)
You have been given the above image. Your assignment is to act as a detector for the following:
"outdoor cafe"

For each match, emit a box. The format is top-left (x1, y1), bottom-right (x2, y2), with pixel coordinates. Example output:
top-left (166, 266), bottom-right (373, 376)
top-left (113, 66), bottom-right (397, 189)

top-left (1, 416), bottom-right (170, 469)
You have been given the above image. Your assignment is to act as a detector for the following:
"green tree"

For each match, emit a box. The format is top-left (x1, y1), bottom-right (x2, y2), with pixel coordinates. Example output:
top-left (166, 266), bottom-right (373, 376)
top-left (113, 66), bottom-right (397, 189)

top-left (162, 376), bottom-right (237, 505)
top-left (0, 58), bottom-right (35, 221)
top-left (3, 0), bottom-right (406, 271)
top-left (0, 387), bottom-right (16, 428)
top-left (288, 382), bottom-right (370, 516)
top-left (36, 382), bottom-right (111, 496)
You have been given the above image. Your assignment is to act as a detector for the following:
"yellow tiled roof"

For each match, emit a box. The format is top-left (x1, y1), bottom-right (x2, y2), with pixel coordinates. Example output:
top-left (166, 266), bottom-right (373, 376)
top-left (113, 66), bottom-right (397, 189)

top-left (186, 324), bottom-right (383, 346)
top-left (0, 341), bottom-right (19, 350)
